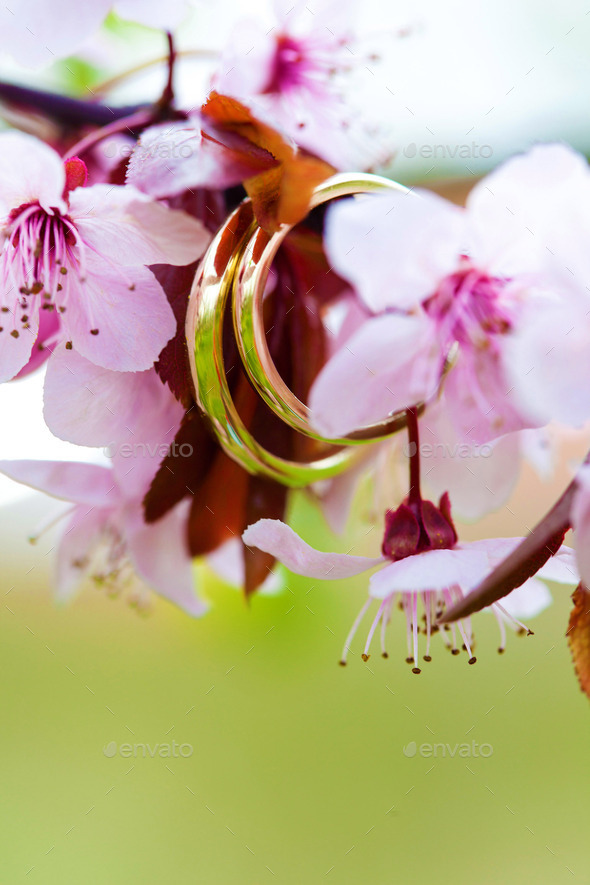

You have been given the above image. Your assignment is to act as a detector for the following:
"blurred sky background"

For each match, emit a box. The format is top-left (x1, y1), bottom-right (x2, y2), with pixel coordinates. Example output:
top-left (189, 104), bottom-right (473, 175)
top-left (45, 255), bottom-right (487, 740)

top-left (1, 1), bottom-right (590, 883)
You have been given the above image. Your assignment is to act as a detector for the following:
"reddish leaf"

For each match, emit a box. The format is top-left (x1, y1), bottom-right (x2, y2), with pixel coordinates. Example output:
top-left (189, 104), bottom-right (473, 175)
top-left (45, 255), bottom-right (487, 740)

top-left (202, 92), bottom-right (334, 232)
top-left (440, 481), bottom-right (574, 623)
top-left (568, 584), bottom-right (590, 700)
top-left (152, 261), bottom-right (199, 408)
top-left (143, 411), bottom-right (215, 523)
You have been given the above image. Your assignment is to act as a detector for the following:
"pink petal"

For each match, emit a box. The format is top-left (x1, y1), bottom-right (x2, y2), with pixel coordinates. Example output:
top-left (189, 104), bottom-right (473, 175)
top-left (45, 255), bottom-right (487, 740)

top-left (369, 545), bottom-right (490, 599)
top-left (55, 505), bottom-right (110, 602)
top-left (309, 312), bottom-right (440, 439)
top-left (124, 501), bottom-right (208, 617)
top-left (499, 579), bottom-right (552, 621)
top-left (0, 0), bottom-right (108, 67)
top-left (506, 285), bottom-right (590, 428)
top-left (324, 189), bottom-right (465, 313)
top-left (467, 144), bottom-right (590, 276)
top-left (126, 122), bottom-right (266, 199)
top-left (70, 184), bottom-right (210, 267)
top-left (14, 306), bottom-right (58, 379)
top-left (43, 348), bottom-right (175, 448)
top-left (242, 518), bottom-right (383, 579)
top-left (536, 545), bottom-right (578, 585)
top-left (114, 0), bottom-right (191, 29)
top-left (443, 343), bottom-right (536, 444)
top-left (0, 132), bottom-right (66, 215)
top-left (420, 398), bottom-right (521, 520)
top-left (207, 538), bottom-right (283, 594)
top-left (0, 459), bottom-right (116, 506)
top-left (0, 293), bottom-right (39, 383)
top-left (60, 258), bottom-right (175, 372)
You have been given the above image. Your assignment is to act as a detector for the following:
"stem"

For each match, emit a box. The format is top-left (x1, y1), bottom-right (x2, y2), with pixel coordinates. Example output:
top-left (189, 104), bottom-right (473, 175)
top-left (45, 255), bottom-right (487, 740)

top-left (92, 48), bottom-right (219, 97)
top-left (62, 107), bottom-right (156, 160)
top-left (160, 33), bottom-right (177, 110)
top-left (406, 407), bottom-right (421, 506)
top-left (0, 81), bottom-right (142, 128)
top-left (439, 453), bottom-right (590, 623)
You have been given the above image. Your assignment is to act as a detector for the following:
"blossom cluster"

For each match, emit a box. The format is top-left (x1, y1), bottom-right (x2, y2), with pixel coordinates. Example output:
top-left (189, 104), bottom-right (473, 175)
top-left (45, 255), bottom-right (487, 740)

top-left (0, 0), bottom-right (589, 694)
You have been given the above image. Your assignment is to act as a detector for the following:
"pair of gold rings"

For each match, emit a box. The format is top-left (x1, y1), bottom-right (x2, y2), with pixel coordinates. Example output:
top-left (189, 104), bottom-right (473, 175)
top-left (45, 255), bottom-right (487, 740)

top-left (186, 173), bottom-right (415, 488)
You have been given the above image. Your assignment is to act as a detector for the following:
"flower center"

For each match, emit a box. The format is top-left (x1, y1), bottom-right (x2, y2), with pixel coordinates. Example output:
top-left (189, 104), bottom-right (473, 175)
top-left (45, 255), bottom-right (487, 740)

top-left (264, 33), bottom-right (336, 98)
top-left (425, 258), bottom-right (513, 352)
top-left (3, 202), bottom-right (84, 323)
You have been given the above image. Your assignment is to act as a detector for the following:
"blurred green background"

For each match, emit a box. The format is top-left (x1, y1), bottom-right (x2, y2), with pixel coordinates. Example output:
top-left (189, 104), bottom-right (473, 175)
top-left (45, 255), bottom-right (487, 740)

top-left (1, 483), bottom-right (589, 885)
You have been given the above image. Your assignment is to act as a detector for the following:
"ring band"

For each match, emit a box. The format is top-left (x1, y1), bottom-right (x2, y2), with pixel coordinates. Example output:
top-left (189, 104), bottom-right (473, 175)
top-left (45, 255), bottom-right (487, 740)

top-left (186, 173), bottom-right (424, 487)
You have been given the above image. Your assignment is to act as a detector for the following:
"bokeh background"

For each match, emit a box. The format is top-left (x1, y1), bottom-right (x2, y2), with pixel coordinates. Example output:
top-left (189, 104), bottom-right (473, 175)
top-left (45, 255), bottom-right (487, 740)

top-left (1, 1), bottom-right (590, 882)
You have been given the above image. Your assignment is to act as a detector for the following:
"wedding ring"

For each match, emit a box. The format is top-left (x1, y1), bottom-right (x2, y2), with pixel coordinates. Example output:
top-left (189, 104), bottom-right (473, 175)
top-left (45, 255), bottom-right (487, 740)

top-left (186, 173), bottom-right (424, 487)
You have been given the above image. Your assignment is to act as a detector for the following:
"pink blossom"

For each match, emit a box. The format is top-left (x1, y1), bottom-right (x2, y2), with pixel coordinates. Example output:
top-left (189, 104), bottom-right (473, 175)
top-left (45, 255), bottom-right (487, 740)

top-left (0, 132), bottom-right (209, 382)
top-left (211, 0), bottom-right (386, 169)
top-left (243, 517), bottom-right (577, 667)
top-left (0, 0), bottom-right (193, 68)
top-left (0, 363), bottom-right (203, 612)
top-left (0, 459), bottom-right (205, 615)
top-left (311, 144), bottom-right (587, 443)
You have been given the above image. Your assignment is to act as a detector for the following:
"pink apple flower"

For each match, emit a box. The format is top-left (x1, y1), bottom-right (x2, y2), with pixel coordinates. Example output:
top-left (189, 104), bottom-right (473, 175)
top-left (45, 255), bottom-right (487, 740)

top-left (0, 459), bottom-right (205, 615)
top-left (211, 0), bottom-right (390, 169)
top-left (0, 0), bottom-right (194, 68)
top-left (0, 363), bottom-right (201, 612)
top-left (310, 144), bottom-right (587, 443)
top-left (0, 132), bottom-right (209, 383)
top-left (243, 509), bottom-right (577, 668)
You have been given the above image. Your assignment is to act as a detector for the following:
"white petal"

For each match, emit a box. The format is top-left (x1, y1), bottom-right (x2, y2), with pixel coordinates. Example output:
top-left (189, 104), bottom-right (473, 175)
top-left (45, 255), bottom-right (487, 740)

top-left (243, 518), bottom-right (383, 579)
top-left (70, 184), bottom-right (210, 267)
top-left (325, 189), bottom-right (464, 313)
top-left (125, 502), bottom-right (207, 617)
top-left (0, 132), bottom-right (65, 216)
top-left (309, 312), bottom-right (440, 439)
top-left (0, 459), bottom-right (115, 506)
top-left (55, 505), bottom-right (110, 602)
top-left (499, 578), bottom-right (553, 621)
top-left (369, 545), bottom-right (490, 599)
top-left (420, 397), bottom-right (521, 520)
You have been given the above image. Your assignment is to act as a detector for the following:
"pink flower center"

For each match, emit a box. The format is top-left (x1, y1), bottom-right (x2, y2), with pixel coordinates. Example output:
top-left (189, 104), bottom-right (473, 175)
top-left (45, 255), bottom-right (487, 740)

top-left (425, 258), bottom-right (513, 352)
top-left (1, 201), bottom-right (85, 338)
top-left (263, 32), bottom-right (341, 101)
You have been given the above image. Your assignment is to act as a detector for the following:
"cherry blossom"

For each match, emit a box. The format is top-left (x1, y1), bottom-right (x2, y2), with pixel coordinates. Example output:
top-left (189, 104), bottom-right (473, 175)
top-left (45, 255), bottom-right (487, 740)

top-left (211, 0), bottom-right (388, 168)
top-left (310, 144), bottom-right (588, 443)
top-left (0, 457), bottom-right (205, 615)
top-left (0, 132), bottom-right (209, 382)
top-left (243, 516), bottom-right (577, 667)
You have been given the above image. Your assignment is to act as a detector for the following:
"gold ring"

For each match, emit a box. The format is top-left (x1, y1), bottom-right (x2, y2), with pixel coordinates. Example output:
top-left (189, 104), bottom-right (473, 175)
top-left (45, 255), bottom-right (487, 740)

top-left (186, 173), bottom-right (424, 487)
